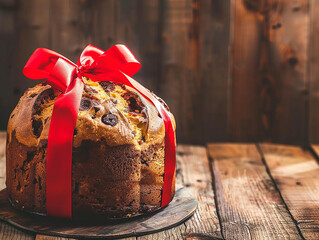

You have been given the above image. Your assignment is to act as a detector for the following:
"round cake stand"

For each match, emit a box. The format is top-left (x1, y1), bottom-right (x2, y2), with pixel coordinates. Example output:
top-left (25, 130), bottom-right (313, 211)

top-left (0, 188), bottom-right (197, 239)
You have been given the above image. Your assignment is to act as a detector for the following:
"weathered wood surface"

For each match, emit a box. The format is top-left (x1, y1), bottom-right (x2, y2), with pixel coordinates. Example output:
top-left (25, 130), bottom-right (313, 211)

top-left (309, 0), bottom-right (319, 144)
top-left (267, 0), bottom-right (309, 145)
top-left (3, 0), bottom-right (318, 145)
top-left (176, 145), bottom-right (222, 239)
top-left (199, 0), bottom-right (230, 144)
top-left (228, 0), bottom-right (263, 142)
top-left (260, 144), bottom-right (319, 240)
top-left (208, 143), bottom-right (302, 240)
top-left (0, 0), bottom-right (16, 131)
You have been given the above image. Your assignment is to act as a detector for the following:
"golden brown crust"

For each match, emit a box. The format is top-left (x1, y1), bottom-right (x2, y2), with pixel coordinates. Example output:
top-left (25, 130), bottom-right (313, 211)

top-left (6, 78), bottom-right (176, 218)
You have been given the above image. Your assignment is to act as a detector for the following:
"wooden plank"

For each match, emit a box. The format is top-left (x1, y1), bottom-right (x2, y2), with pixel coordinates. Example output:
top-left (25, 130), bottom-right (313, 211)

top-left (126, 0), bottom-right (162, 92)
top-left (267, 0), bottom-right (309, 145)
top-left (260, 143), bottom-right (319, 239)
top-left (36, 234), bottom-right (135, 240)
top-left (228, 0), bottom-right (262, 142)
top-left (139, 145), bottom-right (222, 239)
top-left (0, 0), bottom-right (16, 130)
top-left (198, 0), bottom-right (231, 144)
top-left (0, 222), bottom-right (35, 240)
top-left (137, 226), bottom-right (186, 240)
top-left (309, 0), bottom-right (319, 144)
top-left (50, 0), bottom-right (92, 62)
top-left (159, 0), bottom-right (202, 144)
top-left (177, 145), bottom-right (222, 239)
top-left (12, 0), bottom-right (51, 104)
top-left (35, 235), bottom-right (75, 240)
top-left (208, 143), bottom-right (302, 240)
top-left (91, 0), bottom-right (116, 50)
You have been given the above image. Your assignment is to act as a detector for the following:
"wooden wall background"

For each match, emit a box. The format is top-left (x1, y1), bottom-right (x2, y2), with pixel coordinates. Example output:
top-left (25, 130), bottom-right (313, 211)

top-left (0, 0), bottom-right (319, 146)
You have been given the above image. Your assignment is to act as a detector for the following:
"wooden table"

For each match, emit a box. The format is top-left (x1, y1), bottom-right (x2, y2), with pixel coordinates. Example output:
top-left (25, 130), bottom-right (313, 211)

top-left (1, 131), bottom-right (319, 239)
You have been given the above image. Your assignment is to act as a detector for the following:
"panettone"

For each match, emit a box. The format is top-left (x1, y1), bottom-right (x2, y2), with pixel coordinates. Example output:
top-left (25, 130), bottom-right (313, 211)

top-left (6, 77), bottom-right (176, 219)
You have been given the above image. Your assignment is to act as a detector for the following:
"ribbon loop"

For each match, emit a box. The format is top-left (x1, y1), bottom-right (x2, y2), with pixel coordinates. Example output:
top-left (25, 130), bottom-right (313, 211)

top-left (47, 58), bottom-right (76, 92)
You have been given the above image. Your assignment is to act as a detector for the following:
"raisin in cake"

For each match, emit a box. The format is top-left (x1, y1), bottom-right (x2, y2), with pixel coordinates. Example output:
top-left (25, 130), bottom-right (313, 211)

top-left (6, 77), bottom-right (176, 219)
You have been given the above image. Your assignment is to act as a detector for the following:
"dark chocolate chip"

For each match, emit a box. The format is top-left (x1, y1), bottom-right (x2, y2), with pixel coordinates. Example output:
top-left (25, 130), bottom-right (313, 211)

top-left (122, 93), bottom-right (144, 113)
top-left (21, 151), bottom-right (36, 172)
top-left (119, 84), bottom-right (126, 90)
top-left (79, 99), bottom-right (92, 111)
top-left (93, 107), bottom-right (100, 113)
top-left (73, 182), bottom-right (80, 194)
top-left (101, 113), bottom-right (118, 126)
top-left (32, 119), bottom-right (43, 138)
top-left (10, 114), bottom-right (15, 119)
top-left (73, 128), bottom-right (78, 136)
top-left (39, 139), bottom-right (48, 148)
top-left (99, 81), bottom-right (115, 92)
top-left (38, 176), bottom-right (42, 190)
top-left (16, 182), bottom-right (21, 191)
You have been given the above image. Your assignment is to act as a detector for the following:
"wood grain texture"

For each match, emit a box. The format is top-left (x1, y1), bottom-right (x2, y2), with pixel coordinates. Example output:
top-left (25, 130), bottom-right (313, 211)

top-left (198, 0), bottom-right (230, 144)
top-left (131, 0), bottom-right (162, 92)
top-left (35, 234), bottom-right (75, 240)
top-left (1, 0), bottom-right (318, 145)
top-left (35, 234), bottom-right (134, 240)
top-left (177, 145), bottom-right (222, 239)
top-left (267, 0), bottom-right (309, 145)
top-left (0, 222), bottom-right (35, 240)
top-left (229, 0), bottom-right (263, 141)
top-left (50, 0), bottom-right (87, 63)
top-left (13, 0), bottom-right (51, 102)
top-left (228, 0), bottom-right (263, 142)
top-left (0, 0), bottom-right (16, 130)
top-left (309, 0), bottom-right (319, 144)
top-left (208, 143), bottom-right (302, 240)
top-left (159, 0), bottom-right (196, 144)
top-left (260, 143), bottom-right (319, 239)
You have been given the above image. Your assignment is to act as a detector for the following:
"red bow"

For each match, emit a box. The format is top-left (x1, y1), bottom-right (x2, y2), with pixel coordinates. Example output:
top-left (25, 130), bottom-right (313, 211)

top-left (23, 45), bottom-right (176, 218)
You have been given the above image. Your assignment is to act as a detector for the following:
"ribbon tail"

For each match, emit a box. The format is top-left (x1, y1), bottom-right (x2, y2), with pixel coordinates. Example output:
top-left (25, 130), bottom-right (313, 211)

top-left (46, 78), bottom-right (84, 218)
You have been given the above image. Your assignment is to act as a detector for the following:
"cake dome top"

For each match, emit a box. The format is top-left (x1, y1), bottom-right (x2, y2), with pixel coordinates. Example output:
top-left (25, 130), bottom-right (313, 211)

top-left (7, 77), bottom-right (175, 150)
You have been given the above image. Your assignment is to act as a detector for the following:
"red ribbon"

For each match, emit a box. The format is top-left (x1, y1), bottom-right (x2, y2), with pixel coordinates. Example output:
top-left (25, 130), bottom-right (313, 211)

top-left (23, 45), bottom-right (176, 218)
